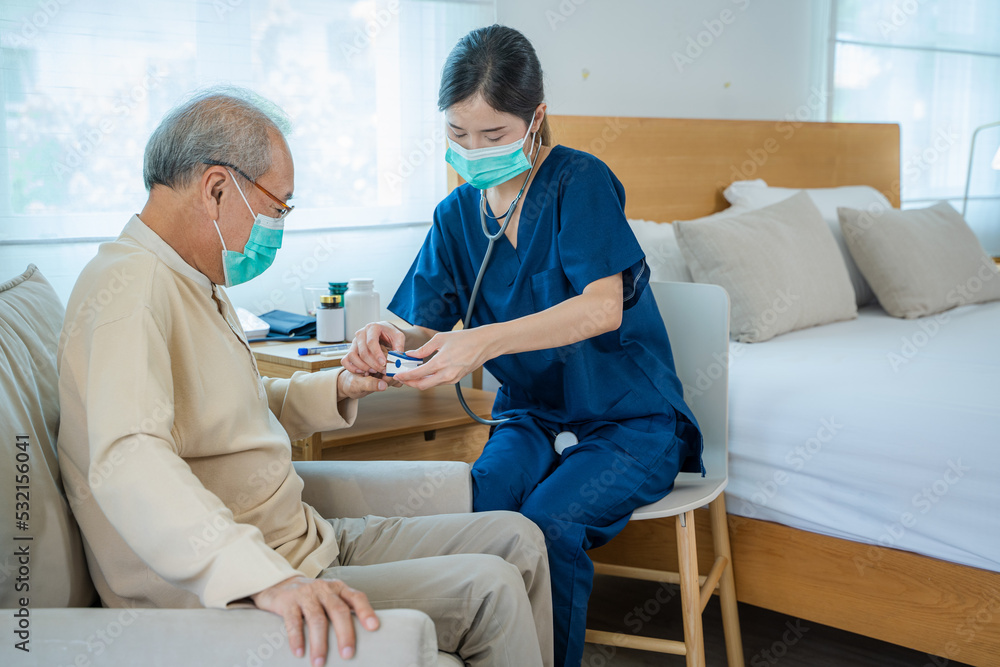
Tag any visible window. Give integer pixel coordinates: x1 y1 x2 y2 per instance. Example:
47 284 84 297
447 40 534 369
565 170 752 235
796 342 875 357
830 0 1000 253
0 0 495 243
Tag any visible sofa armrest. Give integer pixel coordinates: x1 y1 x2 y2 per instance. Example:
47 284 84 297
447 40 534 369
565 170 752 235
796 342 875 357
294 460 473 518
3 607 438 667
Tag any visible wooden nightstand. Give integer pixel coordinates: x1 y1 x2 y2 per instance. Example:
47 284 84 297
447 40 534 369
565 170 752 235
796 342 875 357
249 338 494 463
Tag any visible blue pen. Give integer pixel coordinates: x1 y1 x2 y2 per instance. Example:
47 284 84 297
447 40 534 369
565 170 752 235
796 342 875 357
298 343 352 356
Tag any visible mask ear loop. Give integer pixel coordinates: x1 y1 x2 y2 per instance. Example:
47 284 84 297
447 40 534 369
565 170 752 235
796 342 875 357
479 129 541 225
211 218 231 287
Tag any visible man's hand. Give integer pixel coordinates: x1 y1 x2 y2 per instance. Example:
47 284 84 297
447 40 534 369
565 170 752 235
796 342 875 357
336 368 398 400
251 576 379 665
342 321 406 376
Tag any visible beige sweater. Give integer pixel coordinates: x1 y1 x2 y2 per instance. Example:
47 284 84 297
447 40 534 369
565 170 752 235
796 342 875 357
57 216 357 609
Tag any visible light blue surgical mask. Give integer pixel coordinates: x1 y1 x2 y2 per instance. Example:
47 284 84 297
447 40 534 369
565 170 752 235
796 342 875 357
212 170 284 287
446 126 537 190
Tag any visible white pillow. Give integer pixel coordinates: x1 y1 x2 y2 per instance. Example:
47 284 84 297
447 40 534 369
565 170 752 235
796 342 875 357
627 219 693 283
723 179 892 307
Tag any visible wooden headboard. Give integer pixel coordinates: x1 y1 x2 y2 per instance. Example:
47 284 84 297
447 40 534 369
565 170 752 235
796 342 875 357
547 115 901 222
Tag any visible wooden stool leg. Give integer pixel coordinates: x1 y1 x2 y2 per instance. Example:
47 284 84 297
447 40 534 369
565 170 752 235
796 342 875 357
711 495 745 667
676 510 706 667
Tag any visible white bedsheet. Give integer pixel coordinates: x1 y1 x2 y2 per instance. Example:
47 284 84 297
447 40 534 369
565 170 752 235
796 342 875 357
724 301 1000 573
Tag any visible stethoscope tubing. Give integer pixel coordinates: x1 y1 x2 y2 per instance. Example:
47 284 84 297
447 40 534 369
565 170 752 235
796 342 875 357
455 133 541 427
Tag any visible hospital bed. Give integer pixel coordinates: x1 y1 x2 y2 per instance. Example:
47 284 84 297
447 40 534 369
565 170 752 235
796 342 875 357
549 115 1000 666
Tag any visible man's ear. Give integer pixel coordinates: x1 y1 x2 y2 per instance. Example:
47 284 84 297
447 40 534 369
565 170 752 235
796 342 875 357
201 166 228 222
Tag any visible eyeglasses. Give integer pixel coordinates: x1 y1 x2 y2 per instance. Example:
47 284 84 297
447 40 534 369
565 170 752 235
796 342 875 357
203 159 294 219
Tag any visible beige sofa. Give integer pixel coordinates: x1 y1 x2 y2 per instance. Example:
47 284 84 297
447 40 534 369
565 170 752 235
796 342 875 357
0 264 468 666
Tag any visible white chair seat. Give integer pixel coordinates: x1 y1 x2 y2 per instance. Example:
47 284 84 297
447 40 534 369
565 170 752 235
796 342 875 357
633 476 728 520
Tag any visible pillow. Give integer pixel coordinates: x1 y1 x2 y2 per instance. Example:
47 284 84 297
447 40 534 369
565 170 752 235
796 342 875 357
0 264 97 607
838 201 1000 318
628 219 693 283
674 192 858 343
723 179 892 307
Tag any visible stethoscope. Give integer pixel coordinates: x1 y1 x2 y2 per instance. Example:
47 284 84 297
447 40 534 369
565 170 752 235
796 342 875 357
453 132 580 454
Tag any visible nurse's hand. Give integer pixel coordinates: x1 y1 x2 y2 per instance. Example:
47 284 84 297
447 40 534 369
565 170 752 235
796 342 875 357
342 321 406 376
394 328 494 390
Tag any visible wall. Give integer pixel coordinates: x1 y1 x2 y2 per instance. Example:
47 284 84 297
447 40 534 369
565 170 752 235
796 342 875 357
1 224 429 319
498 0 831 122
4 0 832 315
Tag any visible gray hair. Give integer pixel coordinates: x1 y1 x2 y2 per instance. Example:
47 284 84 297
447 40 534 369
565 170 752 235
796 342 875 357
142 86 292 191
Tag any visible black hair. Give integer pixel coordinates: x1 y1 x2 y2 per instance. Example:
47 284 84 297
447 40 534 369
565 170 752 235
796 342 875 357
438 25 550 145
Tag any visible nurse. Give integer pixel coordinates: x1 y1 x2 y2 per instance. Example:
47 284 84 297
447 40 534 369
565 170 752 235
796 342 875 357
343 25 703 667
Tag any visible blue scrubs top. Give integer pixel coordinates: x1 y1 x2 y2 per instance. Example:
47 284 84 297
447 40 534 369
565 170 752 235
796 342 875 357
389 146 702 473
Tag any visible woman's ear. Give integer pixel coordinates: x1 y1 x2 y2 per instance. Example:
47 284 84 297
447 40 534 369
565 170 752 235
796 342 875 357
201 166 228 222
532 103 547 133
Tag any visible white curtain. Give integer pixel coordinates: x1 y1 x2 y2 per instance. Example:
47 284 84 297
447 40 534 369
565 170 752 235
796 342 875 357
0 0 495 244
831 0 1000 253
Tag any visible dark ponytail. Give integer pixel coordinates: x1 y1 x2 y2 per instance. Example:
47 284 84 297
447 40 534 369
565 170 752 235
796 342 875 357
438 25 550 145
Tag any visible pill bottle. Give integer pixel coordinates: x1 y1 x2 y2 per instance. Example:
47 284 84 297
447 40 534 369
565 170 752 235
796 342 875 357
329 282 348 299
344 278 380 339
316 294 346 343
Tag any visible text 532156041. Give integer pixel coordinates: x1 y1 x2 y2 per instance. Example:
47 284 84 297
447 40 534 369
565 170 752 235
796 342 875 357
12 434 32 653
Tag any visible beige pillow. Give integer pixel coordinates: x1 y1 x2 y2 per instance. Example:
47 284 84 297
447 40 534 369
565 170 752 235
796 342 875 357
674 191 857 343
723 179 893 307
0 264 97 607
838 201 1000 318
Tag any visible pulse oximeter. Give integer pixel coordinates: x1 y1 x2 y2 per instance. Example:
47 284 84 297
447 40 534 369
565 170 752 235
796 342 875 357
384 351 423 376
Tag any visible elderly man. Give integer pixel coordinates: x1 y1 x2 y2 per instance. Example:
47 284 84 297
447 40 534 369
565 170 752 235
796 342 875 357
56 89 552 667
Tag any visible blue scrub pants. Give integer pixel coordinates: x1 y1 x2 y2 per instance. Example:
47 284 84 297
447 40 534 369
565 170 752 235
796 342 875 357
471 414 687 667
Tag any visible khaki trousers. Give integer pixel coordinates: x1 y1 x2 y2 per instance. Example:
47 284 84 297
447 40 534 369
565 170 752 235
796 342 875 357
322 510 553 667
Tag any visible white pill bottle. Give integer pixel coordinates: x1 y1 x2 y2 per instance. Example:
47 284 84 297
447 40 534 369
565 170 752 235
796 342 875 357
344 278 380 338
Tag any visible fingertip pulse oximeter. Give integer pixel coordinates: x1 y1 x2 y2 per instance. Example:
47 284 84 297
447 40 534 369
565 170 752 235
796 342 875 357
385 351 423 376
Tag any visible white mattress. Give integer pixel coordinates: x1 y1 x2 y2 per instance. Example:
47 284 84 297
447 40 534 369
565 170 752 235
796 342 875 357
725 301 1000 573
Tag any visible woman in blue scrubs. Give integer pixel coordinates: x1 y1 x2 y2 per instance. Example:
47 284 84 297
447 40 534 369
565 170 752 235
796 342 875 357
343 25 703 667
